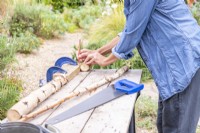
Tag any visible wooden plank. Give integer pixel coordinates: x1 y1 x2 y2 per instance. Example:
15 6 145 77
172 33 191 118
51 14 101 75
44 70 115 132
29 72 90 125
81 70 142 133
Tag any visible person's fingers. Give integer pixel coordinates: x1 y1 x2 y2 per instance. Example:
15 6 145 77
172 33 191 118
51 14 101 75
79 53 88 58
79 56 87 62
80 49 90 53
84 54 93 64
86 57 95 65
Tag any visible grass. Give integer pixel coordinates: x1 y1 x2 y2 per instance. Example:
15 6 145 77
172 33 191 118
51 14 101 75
0 35 16 71
87 3 125 45
0 77 23 120
135 95 158 132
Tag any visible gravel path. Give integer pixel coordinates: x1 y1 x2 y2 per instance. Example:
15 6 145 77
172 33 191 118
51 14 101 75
9 32 84 97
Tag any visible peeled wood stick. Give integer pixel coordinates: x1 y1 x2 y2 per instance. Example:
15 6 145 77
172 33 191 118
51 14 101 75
78 39 90 72
78 39 81 59
19 66 129 122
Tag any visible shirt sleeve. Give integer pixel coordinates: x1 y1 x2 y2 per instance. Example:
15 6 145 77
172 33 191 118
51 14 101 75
112 0 157 60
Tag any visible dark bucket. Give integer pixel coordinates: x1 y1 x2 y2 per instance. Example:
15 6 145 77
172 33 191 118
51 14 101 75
0 122 60 133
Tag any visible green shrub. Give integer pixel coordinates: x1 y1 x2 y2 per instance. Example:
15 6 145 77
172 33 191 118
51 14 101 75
40 0 94 12
9 3 67 39
13 32 41 54
0 35 15 71
0 78 22 120
86 3 152 81
135 96 158 131
63 5 102 31
191 1 200 24
88 3 125 44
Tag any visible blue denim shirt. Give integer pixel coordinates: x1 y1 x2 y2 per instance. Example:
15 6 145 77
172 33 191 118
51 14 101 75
112 0 200 101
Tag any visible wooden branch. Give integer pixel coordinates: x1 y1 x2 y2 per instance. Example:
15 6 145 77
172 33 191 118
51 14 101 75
78 39 90 72
7 65 80 121
19 66 129 122
80 63 90 72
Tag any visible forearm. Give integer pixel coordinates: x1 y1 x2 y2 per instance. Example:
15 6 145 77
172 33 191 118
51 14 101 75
97 36 120 55
103 53 119 66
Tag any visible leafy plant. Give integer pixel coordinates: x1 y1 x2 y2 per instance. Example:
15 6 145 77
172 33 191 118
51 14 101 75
0 78 22 120
9 3 67 39
63 5 102 31
135 96 158 131
13 32 42 54
0 35 15 71
88 3 125 44
191 1 200 24
40 0 95 12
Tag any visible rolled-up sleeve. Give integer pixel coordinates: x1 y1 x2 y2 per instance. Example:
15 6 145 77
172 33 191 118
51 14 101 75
112 0 157 60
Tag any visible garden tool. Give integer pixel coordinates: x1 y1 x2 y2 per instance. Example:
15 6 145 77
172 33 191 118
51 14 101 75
39 56 77 87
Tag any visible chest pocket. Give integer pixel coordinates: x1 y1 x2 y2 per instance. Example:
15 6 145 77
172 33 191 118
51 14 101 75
157 0 185 10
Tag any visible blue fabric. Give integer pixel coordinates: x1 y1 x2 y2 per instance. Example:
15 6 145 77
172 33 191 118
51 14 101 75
112 0 200 101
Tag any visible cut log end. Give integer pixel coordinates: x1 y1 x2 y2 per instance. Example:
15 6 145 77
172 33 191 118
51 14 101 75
7 110 21 121
80 63 90 72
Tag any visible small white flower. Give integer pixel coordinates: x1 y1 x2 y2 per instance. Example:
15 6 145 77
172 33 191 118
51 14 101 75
106 10 112 16
105 5 111 10
111 4 118 9
102 11 107 16
106 0 111 5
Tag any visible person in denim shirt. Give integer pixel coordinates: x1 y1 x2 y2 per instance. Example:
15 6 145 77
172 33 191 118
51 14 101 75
77 0 200 132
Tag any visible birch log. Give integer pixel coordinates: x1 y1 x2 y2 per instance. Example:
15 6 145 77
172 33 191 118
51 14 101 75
19 66 129 122
80 63 90 72
7 64 80 121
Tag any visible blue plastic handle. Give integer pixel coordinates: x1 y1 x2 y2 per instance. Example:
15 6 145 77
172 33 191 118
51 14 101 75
55 57 77 67
114 79 144 94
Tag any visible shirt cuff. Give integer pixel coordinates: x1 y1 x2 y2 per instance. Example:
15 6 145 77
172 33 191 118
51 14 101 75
112 47 134 60
117 32 123 37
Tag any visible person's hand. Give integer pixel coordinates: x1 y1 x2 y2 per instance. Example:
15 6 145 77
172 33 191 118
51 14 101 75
84 52 108 67
76 49 96 62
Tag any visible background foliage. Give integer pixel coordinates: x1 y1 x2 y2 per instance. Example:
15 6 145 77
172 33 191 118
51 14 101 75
0 35 15 71
191 1 200 24
63 5 102 32
9 3 67 39
13 33 41 54
135 96 158 132
0 78 22 120
39 0 95 12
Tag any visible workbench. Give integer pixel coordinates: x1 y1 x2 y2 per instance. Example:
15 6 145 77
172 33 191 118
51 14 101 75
29 69 142 133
